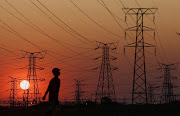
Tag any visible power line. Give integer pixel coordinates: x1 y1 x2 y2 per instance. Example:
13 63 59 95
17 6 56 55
0 46 20 57
3 0 93 50
99 0 133 41
96 0 141 72
26 0 94 47
20 0 95 49
96 0 136 41
33 0 95 46
0 19 44 51
0 21 93 72
69 0 123 39
0 8 99 72
98 0 139 68
42 58 99 73
1 0 132 75
39 49 96 67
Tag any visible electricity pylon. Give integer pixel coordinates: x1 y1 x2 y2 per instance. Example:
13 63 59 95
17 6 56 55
21 51 46 106
94 41 118 103
123 8 158 104
160 64 178 104
9 77 25 106
9 77 17 107
148 84 160 104
74 79 86 104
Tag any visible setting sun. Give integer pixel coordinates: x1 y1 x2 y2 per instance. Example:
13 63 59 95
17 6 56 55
20 80 30 90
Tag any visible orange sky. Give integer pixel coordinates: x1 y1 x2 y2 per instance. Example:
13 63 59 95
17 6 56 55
0 0 180 103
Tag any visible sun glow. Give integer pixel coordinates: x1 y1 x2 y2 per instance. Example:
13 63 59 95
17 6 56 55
20 80 30 90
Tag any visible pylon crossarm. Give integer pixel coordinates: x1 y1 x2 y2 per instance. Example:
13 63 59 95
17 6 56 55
125 26 137 31
94 56 101 60
170 76 178 79
35 66 44 70
109 56 117 60
124 42 136 47
124 42 155 48
143 26 155 31
144 42 156 47
21 50 46 59
92 67 99 70
123 8 158 15
176 32 180 35
18 65 29 69
110 66 118 71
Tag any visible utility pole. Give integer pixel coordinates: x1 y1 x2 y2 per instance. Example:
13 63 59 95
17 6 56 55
160 64 178 104
74 79 85 104
21 51 46 106
94 41 118 103
123 8 158 104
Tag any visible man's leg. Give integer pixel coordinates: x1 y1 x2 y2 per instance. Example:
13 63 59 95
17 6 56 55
45 101 56 116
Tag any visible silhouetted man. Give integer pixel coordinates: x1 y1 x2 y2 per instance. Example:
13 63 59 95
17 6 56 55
42 68 61 116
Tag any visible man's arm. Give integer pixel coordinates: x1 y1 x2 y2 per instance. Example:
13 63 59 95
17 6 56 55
42 81 50 100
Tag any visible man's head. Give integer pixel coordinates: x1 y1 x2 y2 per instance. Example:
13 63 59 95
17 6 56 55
52 68 60 77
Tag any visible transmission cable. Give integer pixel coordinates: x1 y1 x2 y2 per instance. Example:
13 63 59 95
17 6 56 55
69 0 124 39
4 0 93 50
33 0 96 46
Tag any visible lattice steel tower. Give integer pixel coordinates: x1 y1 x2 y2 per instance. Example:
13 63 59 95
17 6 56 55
9 77 17 107
95 42 117 103
123 8 158 104
74 79 85 104
22 51 46 106
148 84 159 104
160 64 177 104
9 77 24 106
